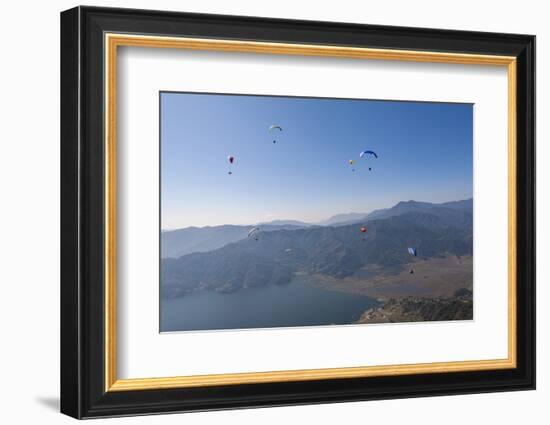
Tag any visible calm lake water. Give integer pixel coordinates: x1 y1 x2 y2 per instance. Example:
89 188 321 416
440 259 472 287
160 277 379 332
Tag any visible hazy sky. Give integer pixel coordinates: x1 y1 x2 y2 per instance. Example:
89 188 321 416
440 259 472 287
161 92 473 229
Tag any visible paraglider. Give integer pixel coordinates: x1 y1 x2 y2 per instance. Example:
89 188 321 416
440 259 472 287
359 150 378 159
248 227 260 241
227 155 235 175
407 247 417 274
268 124 283 143
360 226 367 241
348 159 355 172
359 150 378 171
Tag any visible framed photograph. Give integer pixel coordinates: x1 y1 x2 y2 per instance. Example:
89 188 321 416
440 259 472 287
60 6 535 419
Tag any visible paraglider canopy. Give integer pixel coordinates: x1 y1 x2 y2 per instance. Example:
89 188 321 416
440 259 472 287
359 150 378 158
268 125 283 132
248 227 260 241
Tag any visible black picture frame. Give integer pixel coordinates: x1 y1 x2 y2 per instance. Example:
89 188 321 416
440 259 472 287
61 5 535 419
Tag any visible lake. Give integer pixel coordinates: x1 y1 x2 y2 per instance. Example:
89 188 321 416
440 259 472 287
160 276 379 332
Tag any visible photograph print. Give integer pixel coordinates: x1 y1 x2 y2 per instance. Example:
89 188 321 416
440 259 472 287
160 92 473 333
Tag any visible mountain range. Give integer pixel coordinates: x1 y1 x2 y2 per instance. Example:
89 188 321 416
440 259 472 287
161 223 309 259
365 199 472 221
161 199 473 299
161 199 472 258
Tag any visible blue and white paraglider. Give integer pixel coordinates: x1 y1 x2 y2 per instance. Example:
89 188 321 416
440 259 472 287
359 150 378 159
359 150 378 171
407 247 417 274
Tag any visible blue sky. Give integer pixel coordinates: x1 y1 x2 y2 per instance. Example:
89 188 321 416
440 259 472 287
161 92 472 229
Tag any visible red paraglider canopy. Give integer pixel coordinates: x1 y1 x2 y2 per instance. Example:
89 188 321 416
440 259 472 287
360 226 367 233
